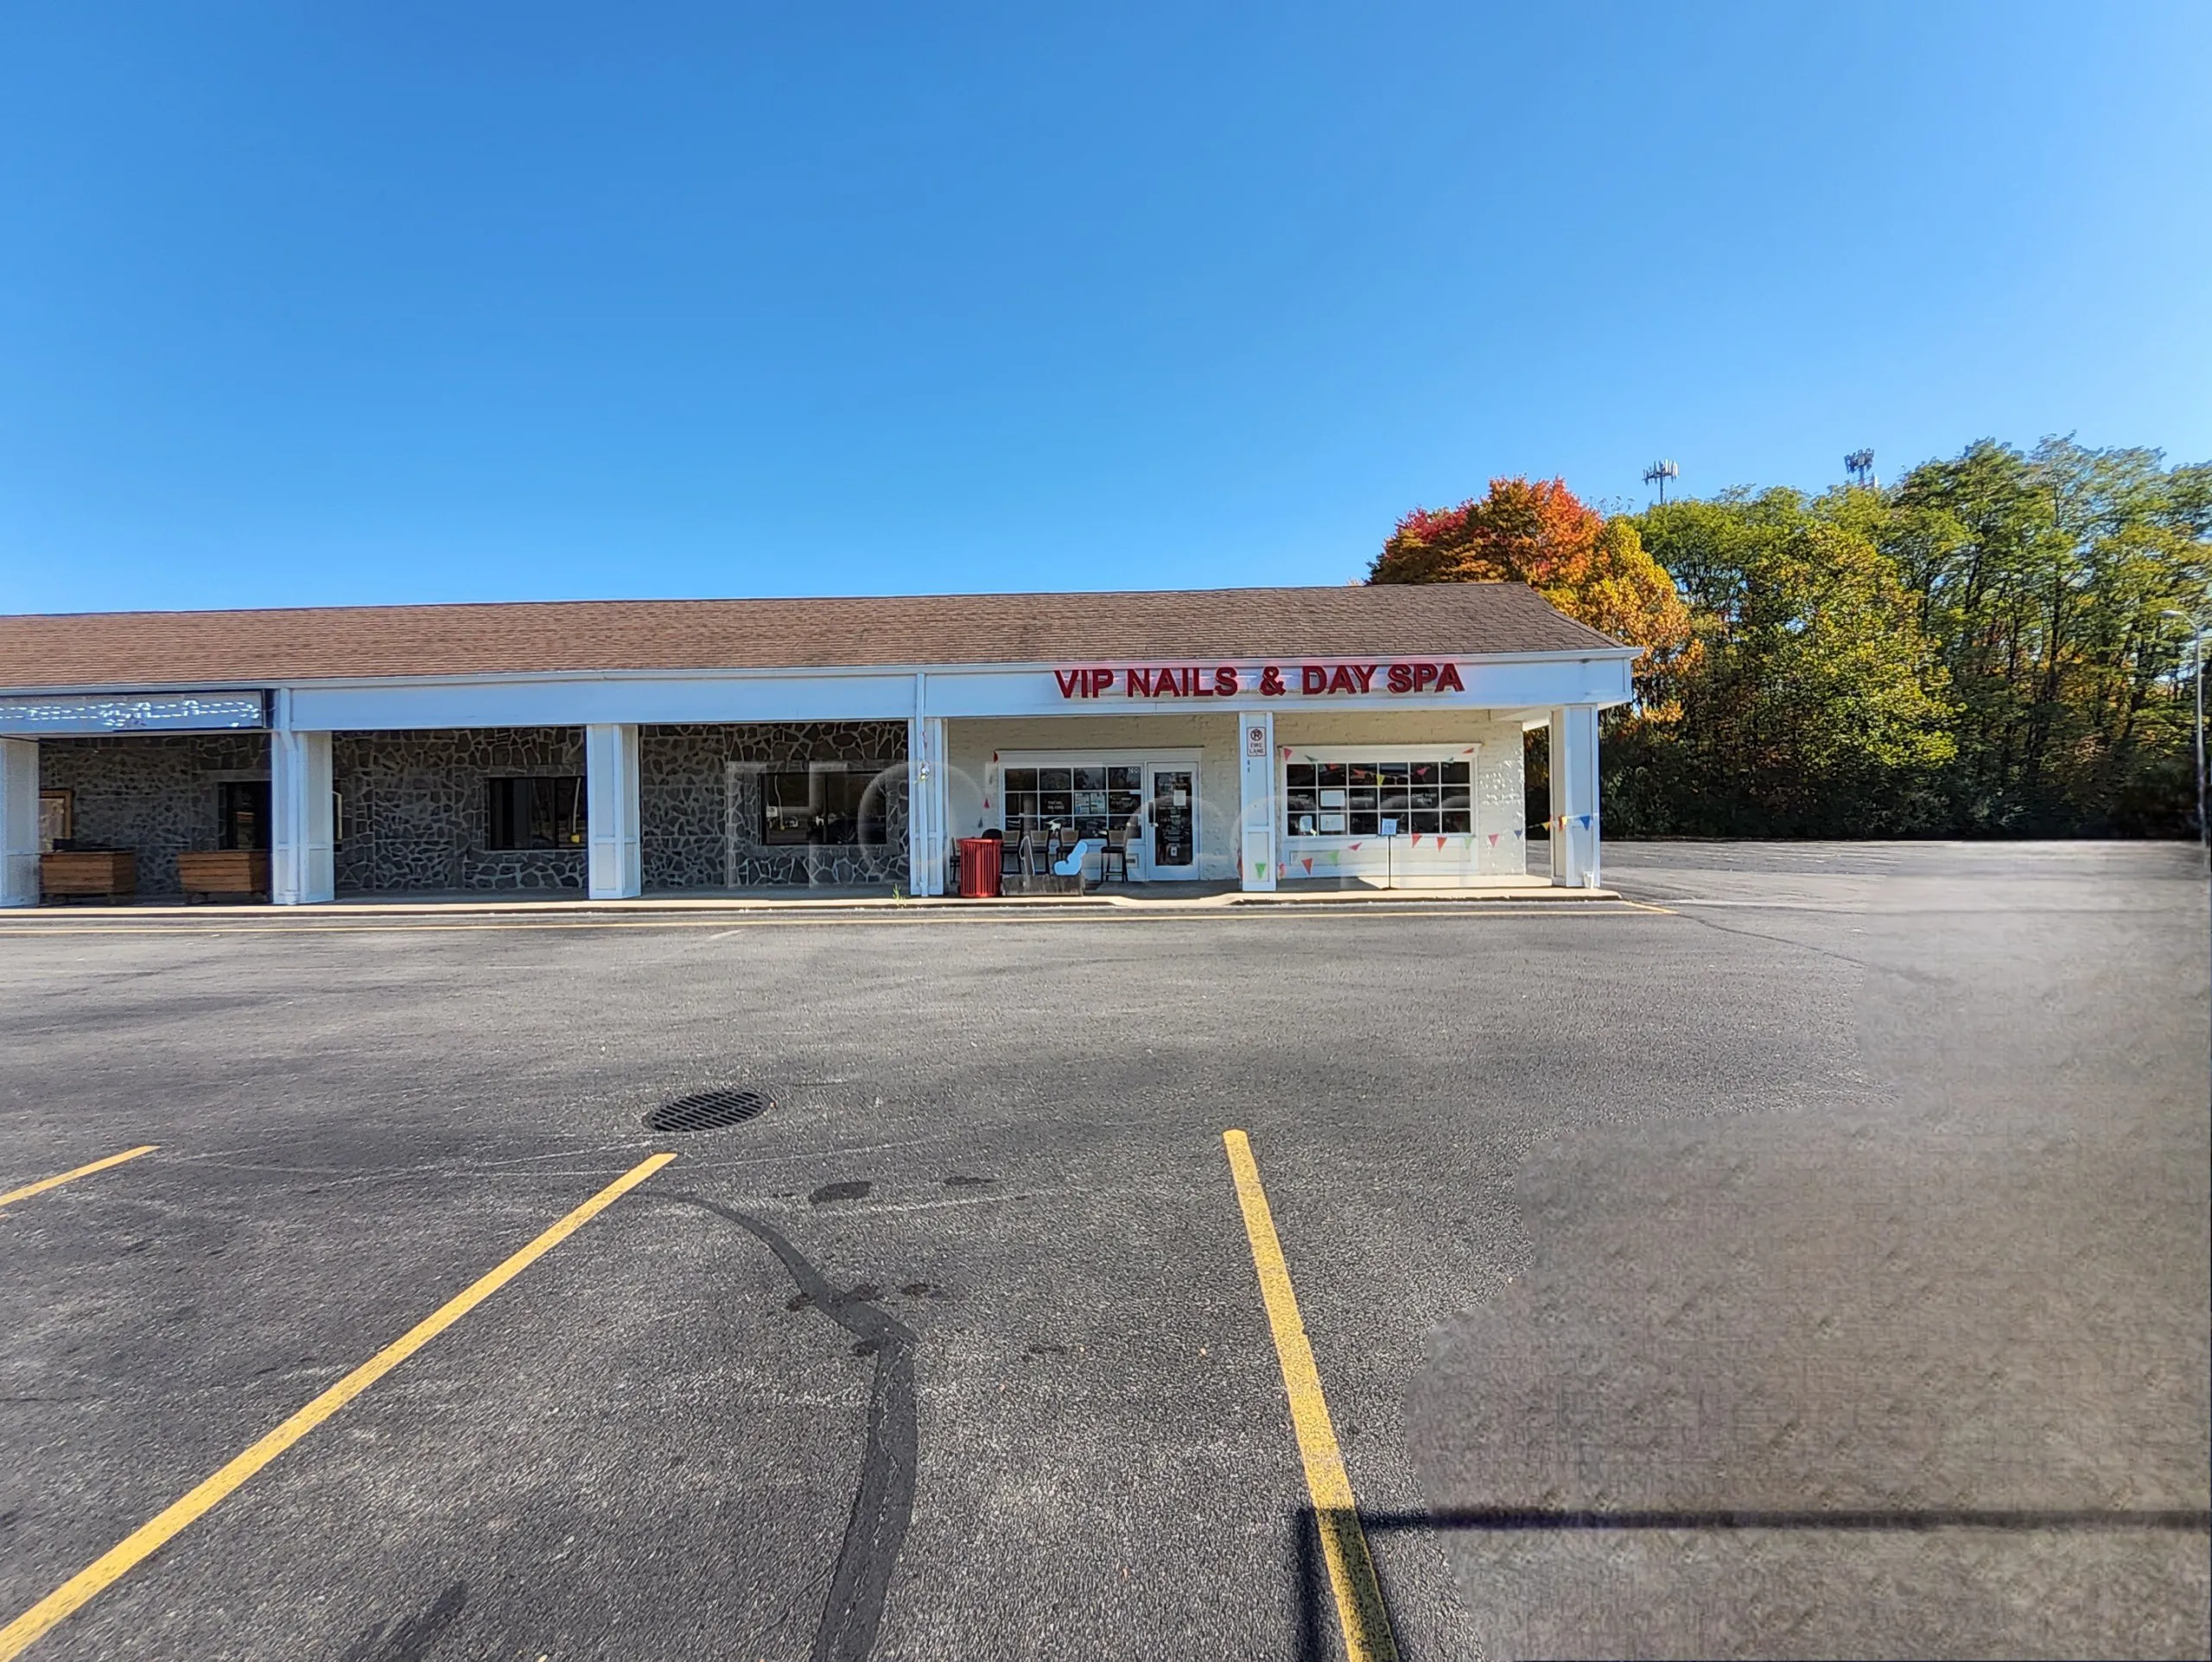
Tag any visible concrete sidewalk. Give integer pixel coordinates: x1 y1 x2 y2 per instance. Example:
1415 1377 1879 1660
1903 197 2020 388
1 876 1618 921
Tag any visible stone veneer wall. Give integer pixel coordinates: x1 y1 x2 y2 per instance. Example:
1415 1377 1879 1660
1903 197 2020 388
641 723 909 889
334 728 587 893
38 734 270 898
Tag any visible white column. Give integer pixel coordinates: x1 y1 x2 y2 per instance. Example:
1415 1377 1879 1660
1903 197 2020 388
1548 704 1601 888
2 737 39 907
271 729 335 905
906 714 926 895
1237 710 1276 892
586 723 642 900
925 716 948 895
905 713 949 896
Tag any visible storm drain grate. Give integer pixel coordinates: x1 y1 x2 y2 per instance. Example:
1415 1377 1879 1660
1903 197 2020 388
644 1088 772 1133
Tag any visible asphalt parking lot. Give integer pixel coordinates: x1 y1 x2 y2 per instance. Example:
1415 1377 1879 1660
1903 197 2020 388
0 843 2206 1660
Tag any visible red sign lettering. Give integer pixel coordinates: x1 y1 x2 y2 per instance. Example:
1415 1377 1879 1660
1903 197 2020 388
1058 660 1464 698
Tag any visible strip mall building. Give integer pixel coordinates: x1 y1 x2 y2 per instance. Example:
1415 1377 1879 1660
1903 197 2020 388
0 584 1631 905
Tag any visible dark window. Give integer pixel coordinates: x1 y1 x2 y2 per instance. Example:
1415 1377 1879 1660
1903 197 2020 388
486 777 586 850
762 768 886 846
999 760 1156 844
762 772 813 844
219 781 271 850
1286 755 1475 838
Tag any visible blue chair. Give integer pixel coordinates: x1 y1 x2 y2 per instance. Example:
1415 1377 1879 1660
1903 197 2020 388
1053 838 1105 882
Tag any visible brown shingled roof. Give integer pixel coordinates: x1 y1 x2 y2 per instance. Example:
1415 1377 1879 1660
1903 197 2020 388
0 584 1628 692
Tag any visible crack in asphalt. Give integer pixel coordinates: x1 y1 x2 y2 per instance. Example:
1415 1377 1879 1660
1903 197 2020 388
669 1193 918 1662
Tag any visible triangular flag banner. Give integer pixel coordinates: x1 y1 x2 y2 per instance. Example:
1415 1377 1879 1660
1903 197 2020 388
1257 862 1268 878
1577 813 1592 829
1301 856 1313 874
1488 832 1500 845
1348 841 1362 850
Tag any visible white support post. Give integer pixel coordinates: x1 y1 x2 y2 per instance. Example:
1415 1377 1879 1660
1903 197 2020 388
907 712 926 896
585 723 642 900
2 737 39 907
1238 709 1276 891
1548 704 1601 888
271 728 335 905
905 712 949 896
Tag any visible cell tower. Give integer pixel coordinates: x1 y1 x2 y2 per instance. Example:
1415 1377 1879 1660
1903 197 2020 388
1845 449 1877 488
1643 459 1680 506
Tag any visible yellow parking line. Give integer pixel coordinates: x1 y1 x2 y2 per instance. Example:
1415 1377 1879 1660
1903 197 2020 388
1222 1130 1399 1662
0 1151 678 1661
0 1146 157 1212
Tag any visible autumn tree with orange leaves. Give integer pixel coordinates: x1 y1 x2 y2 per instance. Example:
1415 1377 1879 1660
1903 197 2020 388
1368 476 1696 713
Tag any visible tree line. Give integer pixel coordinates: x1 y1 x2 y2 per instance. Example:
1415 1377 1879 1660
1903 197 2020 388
1369 437 2212 838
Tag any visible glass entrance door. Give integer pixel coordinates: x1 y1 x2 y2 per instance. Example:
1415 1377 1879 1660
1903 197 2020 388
1142 766 1198 879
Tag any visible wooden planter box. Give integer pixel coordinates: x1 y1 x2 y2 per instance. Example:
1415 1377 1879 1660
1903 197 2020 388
178 850 270 902
41 850 136 902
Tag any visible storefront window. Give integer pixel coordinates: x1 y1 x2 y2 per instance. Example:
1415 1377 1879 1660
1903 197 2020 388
217 780 271 850
1002 764 1141 844
761 767 886 846
1285 758 1471 837
486 777 587 850
39 789 73 852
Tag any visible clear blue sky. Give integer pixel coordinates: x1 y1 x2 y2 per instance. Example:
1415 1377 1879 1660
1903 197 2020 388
3 3 2208 615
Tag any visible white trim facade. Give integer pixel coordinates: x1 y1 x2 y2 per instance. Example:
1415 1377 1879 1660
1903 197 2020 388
1 628 1636 903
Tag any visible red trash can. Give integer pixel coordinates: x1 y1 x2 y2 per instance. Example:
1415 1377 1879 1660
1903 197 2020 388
956 837 1003 898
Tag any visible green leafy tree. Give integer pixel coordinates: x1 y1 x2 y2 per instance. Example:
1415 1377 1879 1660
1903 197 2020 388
1368 440 2210 839
1884 438 2210 832
1620 491 1955 834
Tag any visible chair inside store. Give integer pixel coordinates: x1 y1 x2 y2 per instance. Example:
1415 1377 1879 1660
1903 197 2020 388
1100 816 1136 882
